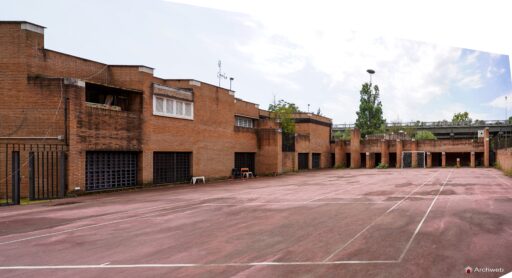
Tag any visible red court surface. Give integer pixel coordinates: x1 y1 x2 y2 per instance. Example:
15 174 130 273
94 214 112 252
0 168 511 277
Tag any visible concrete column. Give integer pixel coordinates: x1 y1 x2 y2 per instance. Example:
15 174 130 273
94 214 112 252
350 128 361 168
483 127 490 167
442 152 446 168
396 139 403 168
335 141 346 167
366 152 376 168
470 152 476 168
411 139 417 168
381 139 389 166
308 152 313 169
427 152 432 168
256 129 283 175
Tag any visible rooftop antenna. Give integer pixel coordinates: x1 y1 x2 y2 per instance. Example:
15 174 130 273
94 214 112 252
217 60 228 87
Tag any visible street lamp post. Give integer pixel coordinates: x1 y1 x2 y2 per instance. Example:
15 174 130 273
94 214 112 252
367 69 375 84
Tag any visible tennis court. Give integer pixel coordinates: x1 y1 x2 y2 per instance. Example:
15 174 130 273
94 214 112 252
0 168 510 277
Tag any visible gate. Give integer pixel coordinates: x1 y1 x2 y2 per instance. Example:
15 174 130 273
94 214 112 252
153 152 192 185
86 151 138 191
298 153 309 170
312 153 321 169
235 152 256 174
1 144 67 206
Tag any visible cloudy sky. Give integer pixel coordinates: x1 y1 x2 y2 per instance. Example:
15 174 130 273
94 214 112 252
2 0 511 124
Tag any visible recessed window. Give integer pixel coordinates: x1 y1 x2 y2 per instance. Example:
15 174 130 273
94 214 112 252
235 116 254 128
153 95 193 120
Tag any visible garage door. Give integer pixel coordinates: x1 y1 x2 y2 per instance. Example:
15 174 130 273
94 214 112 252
298 153 309 170
86 151 138 191
234 152 256 174
153 152 192 184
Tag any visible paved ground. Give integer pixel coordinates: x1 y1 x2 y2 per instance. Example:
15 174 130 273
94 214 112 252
0 168 511 278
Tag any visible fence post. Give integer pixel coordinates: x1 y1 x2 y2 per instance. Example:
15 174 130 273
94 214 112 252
29 152 35 200
11 151 20 205
59 151 66 198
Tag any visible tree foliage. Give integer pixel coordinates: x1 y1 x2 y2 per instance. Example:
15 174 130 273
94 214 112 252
414 130 437 140
333 129 352 141
268 99 300 134
452 112 471 123
355 83 386 137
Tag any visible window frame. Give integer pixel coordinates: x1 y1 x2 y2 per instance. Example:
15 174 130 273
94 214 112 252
153 95 194 120
235 116 255 128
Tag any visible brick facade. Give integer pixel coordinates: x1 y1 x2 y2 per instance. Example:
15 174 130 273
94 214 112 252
0 21 333 196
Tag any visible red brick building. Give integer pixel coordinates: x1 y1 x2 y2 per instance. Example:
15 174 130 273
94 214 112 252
0 21 333 197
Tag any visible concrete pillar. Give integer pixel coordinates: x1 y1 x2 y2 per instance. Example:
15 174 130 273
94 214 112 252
350 128 361 168
308 152 313 170
381 139 389 166
456 158 461 168
396 139 403 168
427 152 432 168
442 152 446 168
256 129 283 175
366 152 376 168
483 127 490 167
411 139 417 168
335 141 346 167
470 152 476 168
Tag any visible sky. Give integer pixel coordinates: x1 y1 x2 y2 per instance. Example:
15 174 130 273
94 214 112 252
2 0 512 124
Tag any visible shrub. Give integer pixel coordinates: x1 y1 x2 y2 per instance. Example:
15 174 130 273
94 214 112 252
415 130 437 140
335 162 346 169
376 163 388 169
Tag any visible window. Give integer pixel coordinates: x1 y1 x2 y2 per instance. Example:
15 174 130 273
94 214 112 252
235 116 254 128
153 95 193 120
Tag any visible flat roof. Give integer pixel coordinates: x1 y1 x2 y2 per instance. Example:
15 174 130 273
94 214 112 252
0 20 46 28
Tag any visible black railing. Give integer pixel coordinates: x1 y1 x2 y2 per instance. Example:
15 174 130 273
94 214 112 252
1 144 67 206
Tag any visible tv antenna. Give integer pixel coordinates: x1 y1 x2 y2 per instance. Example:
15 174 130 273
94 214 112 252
217 60 228 87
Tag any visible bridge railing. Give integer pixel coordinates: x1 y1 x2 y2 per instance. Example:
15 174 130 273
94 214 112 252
333 120 510 130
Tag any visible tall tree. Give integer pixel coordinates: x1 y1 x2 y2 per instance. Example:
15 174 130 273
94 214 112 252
355 83 386 137
268 99 300 133
452 112 471 123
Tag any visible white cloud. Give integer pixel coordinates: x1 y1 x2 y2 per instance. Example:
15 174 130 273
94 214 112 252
165 0 511 122
488 92 512 109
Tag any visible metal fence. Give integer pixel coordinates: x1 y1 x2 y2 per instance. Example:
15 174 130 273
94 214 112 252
493 132 512 150
333 120 511 130
1 144 67 206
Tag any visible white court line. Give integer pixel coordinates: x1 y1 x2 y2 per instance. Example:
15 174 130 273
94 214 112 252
0 187 257 240
322 170 440 262
386 171 440 213
0 260 399 270
201 201 394 206
0 204 206 246
397 169 453 262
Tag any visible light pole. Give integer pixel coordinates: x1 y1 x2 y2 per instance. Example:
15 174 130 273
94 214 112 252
506 96 508 122
229 77 234 91
367 69 375 84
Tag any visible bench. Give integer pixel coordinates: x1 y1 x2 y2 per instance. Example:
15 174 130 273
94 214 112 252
191 176 205 184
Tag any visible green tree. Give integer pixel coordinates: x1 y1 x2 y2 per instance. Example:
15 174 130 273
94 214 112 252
341 129 351 140
452 112 471 123
355 83 386 137
414 130 437 140
333 130 342 140
268 99 300 134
